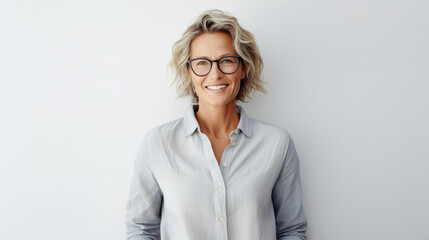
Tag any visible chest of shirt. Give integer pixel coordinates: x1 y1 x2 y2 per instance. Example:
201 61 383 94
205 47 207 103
149 131 286 207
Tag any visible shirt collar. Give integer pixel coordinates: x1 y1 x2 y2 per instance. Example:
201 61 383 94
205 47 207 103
183 104 253 137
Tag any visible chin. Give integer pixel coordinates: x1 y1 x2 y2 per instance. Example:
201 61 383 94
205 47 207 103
202 98 236 107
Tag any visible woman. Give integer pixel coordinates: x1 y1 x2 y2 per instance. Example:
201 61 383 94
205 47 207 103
126 9 307 240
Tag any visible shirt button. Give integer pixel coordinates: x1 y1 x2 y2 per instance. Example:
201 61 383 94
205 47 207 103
234 130 239 134
222 162 228 168
219 216 225 222
231 141 236 146
217 187 223 192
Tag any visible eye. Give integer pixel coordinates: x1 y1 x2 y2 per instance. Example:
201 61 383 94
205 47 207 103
195 60 208 66
220 58 233 64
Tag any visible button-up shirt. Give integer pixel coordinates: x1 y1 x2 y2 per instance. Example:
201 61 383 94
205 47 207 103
126 104 307 240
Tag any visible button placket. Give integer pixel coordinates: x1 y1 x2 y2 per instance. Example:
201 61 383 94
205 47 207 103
200 132 228 239
221 130 238 169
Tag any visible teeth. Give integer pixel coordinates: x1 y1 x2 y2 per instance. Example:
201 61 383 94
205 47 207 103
207 85 228 90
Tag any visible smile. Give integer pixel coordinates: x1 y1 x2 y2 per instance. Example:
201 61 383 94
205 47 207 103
206 84 229 90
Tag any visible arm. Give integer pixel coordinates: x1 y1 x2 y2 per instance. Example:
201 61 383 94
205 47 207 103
272 132 307 240
125 134 163 240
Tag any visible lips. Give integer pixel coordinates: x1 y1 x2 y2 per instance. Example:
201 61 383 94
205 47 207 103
205 84 229 90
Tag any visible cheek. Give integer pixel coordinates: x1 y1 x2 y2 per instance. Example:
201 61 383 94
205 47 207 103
189 72 198 86
188 68 199 82
190 76 206 94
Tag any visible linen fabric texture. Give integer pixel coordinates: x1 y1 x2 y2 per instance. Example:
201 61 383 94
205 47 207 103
126 104 307 240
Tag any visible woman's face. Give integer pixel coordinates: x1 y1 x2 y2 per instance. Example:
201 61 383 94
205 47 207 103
189 32 245 107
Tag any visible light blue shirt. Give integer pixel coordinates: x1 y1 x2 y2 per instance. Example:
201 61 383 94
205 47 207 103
126 104 307 240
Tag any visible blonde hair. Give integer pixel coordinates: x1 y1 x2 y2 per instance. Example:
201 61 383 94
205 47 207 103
169 9 267 103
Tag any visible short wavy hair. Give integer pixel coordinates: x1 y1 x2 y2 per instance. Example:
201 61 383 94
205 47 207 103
169 9 267 103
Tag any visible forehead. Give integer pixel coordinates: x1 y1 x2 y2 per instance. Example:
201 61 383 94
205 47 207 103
190 32 236 58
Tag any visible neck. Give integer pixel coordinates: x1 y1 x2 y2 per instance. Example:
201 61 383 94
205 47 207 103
195 101 240 138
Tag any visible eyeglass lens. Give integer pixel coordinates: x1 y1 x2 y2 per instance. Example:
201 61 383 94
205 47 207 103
190 57 240 76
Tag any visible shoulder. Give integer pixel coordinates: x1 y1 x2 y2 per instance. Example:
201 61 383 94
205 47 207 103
250 118 299 167
143 117 184 144
251 118 294 146
137 117 184 164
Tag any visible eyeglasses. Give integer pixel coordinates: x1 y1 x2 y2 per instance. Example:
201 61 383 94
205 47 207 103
187 56 242 77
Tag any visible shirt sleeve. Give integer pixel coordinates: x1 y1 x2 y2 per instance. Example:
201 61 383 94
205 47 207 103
125 134 163 240
272 132 308 240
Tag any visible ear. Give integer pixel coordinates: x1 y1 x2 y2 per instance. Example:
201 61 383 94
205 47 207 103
187 70 194 84
241 65 246 80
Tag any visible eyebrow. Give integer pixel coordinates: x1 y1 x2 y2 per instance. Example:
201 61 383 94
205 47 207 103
191 53 236 59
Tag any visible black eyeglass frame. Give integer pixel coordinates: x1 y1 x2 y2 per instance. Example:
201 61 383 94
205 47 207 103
187 56 242 77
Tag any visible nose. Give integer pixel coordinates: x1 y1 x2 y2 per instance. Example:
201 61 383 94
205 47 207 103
207 61 223 79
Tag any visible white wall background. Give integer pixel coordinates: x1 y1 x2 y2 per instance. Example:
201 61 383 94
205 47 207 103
1 0 428 239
